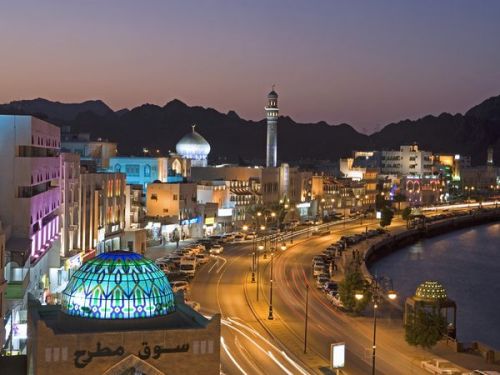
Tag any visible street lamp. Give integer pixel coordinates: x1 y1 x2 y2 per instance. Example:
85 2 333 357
257 244 264 301
268 251 274 320
355 278 397 375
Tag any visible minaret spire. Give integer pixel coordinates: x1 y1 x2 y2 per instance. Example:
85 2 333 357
265 87 279 167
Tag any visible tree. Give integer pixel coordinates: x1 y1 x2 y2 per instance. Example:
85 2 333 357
380 207 394 227
405 308 447 348
401 207 412 221
338 261 371 314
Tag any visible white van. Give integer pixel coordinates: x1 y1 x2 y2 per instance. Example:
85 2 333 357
180 256 197 278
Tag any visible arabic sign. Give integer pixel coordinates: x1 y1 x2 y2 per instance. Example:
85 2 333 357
74 341 189 368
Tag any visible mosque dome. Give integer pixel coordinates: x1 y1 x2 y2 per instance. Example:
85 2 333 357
414 281 447 302
176 125 210 166
61 251 175 320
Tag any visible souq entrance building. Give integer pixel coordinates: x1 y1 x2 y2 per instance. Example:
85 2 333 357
27 251 220 375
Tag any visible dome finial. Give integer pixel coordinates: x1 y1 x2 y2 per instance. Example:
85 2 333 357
192 124 196 132
272 84 275 91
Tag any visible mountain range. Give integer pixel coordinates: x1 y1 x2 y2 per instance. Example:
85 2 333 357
1 95 500 166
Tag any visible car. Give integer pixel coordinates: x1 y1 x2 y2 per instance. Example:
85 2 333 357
323 281 338 294
233 234 245 242
180 256 197 278
245 232 257 240
316 274 330 288
327 291 344 308
222 234 235 242
167 254 182 266
170 280 190 293
312 255 324 264
303 219 314 225
312 264 325 277
195 253 209 264
420 359 460 374
209 244 224 255
154 257 170 265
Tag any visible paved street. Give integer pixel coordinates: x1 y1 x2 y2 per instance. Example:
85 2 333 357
145 207 496 374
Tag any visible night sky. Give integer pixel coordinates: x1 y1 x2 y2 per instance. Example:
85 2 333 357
1 0 500 132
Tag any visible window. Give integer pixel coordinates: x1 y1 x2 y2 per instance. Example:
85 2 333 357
114 164 121 172
144 165 151 178
173 194 178 200
125 164 140 177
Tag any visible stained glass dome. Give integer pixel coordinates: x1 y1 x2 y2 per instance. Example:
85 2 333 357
61 251 175 319
414 281 447 302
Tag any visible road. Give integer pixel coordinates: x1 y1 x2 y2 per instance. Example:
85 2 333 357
190 244 309 375
266 220 430 375
148 205 483 374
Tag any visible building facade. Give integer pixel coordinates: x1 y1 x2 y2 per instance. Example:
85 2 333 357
28 251 221 375
78 172 126 254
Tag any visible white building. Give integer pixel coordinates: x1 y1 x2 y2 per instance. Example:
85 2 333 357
0 115 61 353
381 144 433 177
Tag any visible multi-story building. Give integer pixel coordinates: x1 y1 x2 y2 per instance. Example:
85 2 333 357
78 172 126 254
109 155 190 189
59 153 80 258
61 132 117 169
146 182 198 240
380 144 433 176
0 115 61 354
261 164 311 205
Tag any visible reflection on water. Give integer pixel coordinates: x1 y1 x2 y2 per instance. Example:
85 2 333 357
370 223 500 349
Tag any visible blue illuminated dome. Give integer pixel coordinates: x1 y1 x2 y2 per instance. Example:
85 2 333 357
61 251 175 319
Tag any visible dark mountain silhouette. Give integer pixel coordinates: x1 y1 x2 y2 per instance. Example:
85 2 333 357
0 98 113 122
1 95 499 166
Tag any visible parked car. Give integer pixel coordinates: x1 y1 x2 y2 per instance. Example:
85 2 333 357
313 264 325 277
421 359 460 374
195 253 209 264
209 244 224 255
180 256 197 278
170 280 190 293
323 281 338 294
327 291 344 308
316 274 330 288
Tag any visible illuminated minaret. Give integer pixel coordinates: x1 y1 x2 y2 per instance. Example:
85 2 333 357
265 86 279 167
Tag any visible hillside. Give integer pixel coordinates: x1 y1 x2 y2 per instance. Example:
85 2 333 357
1 95 499 166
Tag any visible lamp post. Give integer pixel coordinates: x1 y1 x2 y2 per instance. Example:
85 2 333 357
268 249 274 320
257 243 264 301
354 278 397 375
304 283 309 353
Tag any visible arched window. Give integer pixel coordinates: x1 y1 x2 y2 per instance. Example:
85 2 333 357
144 165 151 178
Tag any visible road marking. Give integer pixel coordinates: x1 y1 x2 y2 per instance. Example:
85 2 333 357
208 257 219 273
216 256 228 273
221 336 248 375
268 351 294 375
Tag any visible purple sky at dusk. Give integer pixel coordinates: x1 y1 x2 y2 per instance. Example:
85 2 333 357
1 1 500 133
